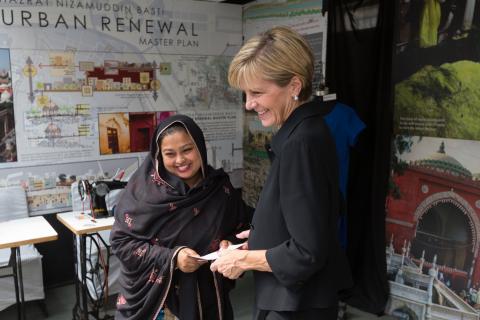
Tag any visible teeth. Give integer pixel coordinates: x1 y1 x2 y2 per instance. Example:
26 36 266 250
258 109 267 115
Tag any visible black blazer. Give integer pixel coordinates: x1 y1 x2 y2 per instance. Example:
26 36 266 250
248 99 353 311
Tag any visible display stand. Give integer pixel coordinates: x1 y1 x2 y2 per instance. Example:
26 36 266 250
57 211 114 320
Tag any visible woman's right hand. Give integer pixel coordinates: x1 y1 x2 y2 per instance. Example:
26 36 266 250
236 229 250 249
176 248 206 273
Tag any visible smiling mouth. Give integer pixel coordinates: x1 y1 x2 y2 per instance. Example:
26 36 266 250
176 164 191 173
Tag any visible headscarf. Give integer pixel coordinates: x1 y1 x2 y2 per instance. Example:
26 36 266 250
110 114 251 320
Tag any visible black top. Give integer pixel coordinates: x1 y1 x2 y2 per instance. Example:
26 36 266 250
110 114 252 320
248 99 353 311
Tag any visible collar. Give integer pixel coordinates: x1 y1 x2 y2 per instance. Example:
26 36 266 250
270 97 335 155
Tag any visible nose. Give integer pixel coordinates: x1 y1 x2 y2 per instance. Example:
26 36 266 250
175 154 185 164
245 94 256 111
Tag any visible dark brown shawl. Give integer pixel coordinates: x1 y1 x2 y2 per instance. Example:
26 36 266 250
110 114 252 320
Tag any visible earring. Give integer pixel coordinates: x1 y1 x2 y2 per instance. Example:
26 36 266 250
293 95 298 101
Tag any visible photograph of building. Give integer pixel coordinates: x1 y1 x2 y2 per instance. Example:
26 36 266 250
0 48 16 162
386 137 480 317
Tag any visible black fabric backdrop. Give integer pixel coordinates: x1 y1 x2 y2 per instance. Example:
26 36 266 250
325 0 393 314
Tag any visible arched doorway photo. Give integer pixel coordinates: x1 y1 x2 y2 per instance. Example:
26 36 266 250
412 200 474 291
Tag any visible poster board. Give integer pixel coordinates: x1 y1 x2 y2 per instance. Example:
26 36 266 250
386 0 480 318
0 0 244 214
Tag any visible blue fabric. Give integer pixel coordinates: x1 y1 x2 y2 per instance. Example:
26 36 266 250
156 310 164 320
324 102 365 249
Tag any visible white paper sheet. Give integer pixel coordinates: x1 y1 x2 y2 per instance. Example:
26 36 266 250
189 242 246 261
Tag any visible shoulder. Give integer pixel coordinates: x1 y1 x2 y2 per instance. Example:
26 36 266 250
204 166 233 189
279 116 337 168
286 115 332 148
206 166 229 181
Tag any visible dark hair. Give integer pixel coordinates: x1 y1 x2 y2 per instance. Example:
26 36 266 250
158 123 188 145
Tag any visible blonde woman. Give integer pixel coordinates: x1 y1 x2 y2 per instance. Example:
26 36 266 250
211 27 353 320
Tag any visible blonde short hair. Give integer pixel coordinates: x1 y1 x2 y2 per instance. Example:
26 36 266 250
228 26 314 101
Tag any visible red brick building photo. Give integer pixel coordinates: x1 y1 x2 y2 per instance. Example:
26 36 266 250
386 138 480 292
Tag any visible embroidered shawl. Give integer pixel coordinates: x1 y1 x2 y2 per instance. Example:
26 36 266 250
110 115 252 320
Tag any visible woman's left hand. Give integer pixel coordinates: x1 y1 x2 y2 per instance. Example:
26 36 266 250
218 240 232 251
210 249 248 279
177 247 206 273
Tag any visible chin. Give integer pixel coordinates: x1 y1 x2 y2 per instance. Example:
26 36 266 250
260 119 275 128
177 172 193 179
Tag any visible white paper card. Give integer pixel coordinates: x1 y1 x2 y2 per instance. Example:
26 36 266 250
189 242 246 261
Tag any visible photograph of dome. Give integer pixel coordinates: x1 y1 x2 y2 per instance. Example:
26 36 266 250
386 136 480 319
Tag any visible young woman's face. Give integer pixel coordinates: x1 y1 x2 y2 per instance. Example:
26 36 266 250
242 78 295 127
160 130 202 188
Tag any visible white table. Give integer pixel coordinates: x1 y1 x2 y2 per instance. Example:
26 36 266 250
0 216 58 320
57 211 114 320
57 211 114 236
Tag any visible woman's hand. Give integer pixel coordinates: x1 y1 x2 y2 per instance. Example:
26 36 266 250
236 229 250 249
211 249 270 279
219 240 232 252
218 228 250 252
176 248 206 273
210 249 249 279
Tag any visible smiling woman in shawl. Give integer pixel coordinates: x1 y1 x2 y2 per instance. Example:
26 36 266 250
110 114 252 320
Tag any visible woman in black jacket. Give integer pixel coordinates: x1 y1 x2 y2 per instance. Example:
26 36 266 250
211 26 353 320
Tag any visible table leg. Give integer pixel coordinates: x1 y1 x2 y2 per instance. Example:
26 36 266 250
72 234 81 320
80 235 89 320
15 247 26 320
10 248 21 320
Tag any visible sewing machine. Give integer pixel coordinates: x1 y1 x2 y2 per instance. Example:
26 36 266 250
77 179 127 218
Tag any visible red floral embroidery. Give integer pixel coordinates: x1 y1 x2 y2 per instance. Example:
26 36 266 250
117 294 126 305
148 269 159 283
124 213 133 228
134 246 147 257
146 269 163 285
223 186 230 195
151 170 164 186
193 208 200 216
151 170 172 187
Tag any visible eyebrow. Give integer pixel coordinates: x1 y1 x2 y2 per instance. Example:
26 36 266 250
246 86 264 92
161 143 195 152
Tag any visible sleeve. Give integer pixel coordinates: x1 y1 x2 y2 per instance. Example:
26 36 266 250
110 213 182 275
266 137 336 289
